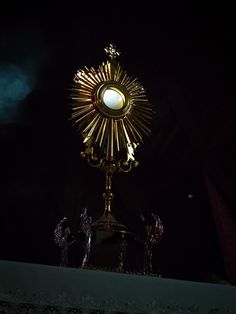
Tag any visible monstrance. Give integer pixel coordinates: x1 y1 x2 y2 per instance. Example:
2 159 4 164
70 43 152 232
54 44 163 274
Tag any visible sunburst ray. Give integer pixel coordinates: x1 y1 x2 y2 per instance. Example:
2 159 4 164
70 54 153 160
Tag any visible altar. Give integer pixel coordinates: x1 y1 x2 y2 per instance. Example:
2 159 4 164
0 260 236 313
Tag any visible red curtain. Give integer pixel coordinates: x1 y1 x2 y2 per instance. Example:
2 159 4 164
205 174 236 284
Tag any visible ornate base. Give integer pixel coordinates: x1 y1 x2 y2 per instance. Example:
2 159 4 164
54 211 163 275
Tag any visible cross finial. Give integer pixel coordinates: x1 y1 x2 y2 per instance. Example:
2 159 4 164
104 43 121 59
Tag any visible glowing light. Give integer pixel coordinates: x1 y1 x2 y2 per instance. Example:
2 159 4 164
103 88 124 110
187 193 194 199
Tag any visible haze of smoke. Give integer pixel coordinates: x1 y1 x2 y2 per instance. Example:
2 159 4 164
0 25 49 125
0 64 32 124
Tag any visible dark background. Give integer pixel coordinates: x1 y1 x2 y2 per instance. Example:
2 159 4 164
0 5 236 284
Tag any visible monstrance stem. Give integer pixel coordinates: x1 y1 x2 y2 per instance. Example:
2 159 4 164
103 173 113 215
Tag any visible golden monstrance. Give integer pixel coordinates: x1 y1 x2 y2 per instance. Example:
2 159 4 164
55 44 163 274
